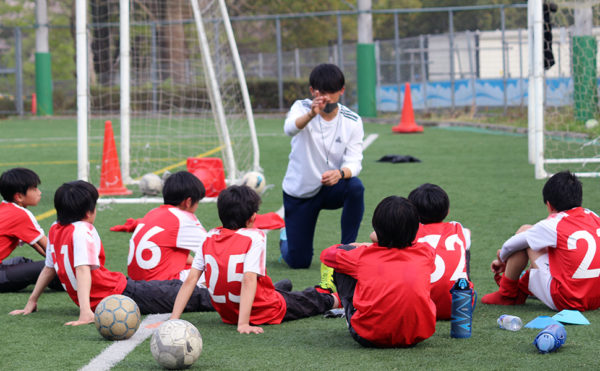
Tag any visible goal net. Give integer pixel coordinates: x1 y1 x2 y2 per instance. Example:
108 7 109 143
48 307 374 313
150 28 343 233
77 0 259 195
530 0 600 178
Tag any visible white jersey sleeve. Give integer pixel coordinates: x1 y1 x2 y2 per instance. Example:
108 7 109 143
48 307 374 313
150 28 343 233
192 229 218 271
169 208 207 252
284 100 309 137
499 216 560 261
237 229 267 276
72 222 101 270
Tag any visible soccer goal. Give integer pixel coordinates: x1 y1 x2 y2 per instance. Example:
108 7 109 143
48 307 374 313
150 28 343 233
75 0 260 197
529 0 600 178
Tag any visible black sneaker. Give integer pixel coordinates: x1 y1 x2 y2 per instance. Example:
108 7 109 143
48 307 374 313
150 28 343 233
274 279 293 292
323 308 345 318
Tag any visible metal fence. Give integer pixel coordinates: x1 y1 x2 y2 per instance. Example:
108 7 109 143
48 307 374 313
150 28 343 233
0 3 543 116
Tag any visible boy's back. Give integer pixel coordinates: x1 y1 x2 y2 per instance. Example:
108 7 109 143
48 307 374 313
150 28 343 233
194 227 286 325
48 221 127 309
128 204 206 281
322 241 436 346
416 221 471 319
527 206 600 311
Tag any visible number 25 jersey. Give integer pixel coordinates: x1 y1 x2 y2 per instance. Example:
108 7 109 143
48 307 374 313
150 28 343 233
192 227 286 325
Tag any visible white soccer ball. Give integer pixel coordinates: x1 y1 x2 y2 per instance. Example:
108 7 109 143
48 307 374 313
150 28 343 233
241 171 266 194
139 173 162 196
585 119 598 129
150 319 203 369
94 294 141 341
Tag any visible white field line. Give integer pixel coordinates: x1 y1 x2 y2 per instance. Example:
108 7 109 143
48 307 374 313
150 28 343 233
79 313 169 371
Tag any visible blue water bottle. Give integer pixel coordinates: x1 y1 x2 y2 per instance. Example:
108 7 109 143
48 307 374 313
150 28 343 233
533 324 567 353
450 278 475 338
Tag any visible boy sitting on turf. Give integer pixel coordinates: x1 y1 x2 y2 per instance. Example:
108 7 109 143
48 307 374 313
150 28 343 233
128 171 207 285
482 171 600 311
169 185 339 334
320 196 436 347
10 180 213 324
408 183 472 320
0 168 61 292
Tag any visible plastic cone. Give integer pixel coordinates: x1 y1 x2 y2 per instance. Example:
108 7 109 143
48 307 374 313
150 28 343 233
392 83 424 133
187 157 226 197
31 93 37 116
98 120 132 196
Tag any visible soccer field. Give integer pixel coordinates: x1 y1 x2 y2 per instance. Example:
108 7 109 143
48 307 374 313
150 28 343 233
1 116 599 370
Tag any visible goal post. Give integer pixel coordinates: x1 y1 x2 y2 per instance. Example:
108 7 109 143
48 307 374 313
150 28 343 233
530 0 600 179
76 0 260 194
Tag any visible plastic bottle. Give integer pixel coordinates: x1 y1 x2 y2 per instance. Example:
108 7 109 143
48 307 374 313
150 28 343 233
497 315 523 331
533 324 567 353
450 277 474 338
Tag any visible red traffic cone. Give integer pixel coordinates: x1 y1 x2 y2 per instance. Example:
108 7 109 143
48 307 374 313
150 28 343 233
187 157 226 197
392 83 424 133
31 93 37 116
98 120 132 196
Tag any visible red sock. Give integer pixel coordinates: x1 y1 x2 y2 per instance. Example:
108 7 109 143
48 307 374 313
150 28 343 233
481 275 527 305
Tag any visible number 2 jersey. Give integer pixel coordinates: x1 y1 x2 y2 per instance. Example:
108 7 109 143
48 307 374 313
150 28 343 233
416 221 471 320
46 221 127 310
191 227 286 325
502 207 600 311
128 205 206 281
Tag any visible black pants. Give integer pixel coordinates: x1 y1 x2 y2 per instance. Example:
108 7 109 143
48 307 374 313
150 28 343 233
333 245 377 348
0 257 62 292
122 278 213 315
279 287 334 321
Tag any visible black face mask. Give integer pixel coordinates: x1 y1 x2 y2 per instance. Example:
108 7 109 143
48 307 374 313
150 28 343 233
322 102 338 114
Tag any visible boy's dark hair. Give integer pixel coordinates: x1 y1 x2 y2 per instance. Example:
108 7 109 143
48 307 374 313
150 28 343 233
408 183 450 224
162 171 205 206
542 170 582 212
372 196 419 249
309 63 345 93
54 180 99 225
0 168 41 202
217 185 261 230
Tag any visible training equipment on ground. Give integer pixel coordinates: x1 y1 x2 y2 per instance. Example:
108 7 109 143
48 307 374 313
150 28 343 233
529 0 600 178
533 324 567 353
392 83 424 133
75 0 261 201
97 120 132 196
94 294 141 341
241 171 266 194
139 173 163 196
150 319 203 369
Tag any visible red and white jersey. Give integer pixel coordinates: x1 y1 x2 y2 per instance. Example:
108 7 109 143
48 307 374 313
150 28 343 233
128 205 206 281
0 201 44 263
46 221 127 311
523 207 600 311
321 242 436 347
416 221 471 320
192 227 286 325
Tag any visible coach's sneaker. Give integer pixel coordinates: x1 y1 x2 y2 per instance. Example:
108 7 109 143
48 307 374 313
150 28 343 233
319 263 337 292
481 275 527 305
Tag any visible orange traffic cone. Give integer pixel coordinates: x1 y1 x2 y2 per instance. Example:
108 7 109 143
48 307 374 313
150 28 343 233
31 93 37 116
98 120 132 196
392 83 424 133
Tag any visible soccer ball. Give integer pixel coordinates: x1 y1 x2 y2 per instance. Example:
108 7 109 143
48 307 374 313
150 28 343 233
150 319 203 369
241 171 266 194
139 173 162 196
94 294 141 341
585 119 599 129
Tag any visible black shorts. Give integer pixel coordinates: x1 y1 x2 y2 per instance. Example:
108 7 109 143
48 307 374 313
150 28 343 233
122 278 213 315
279 287 334 321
